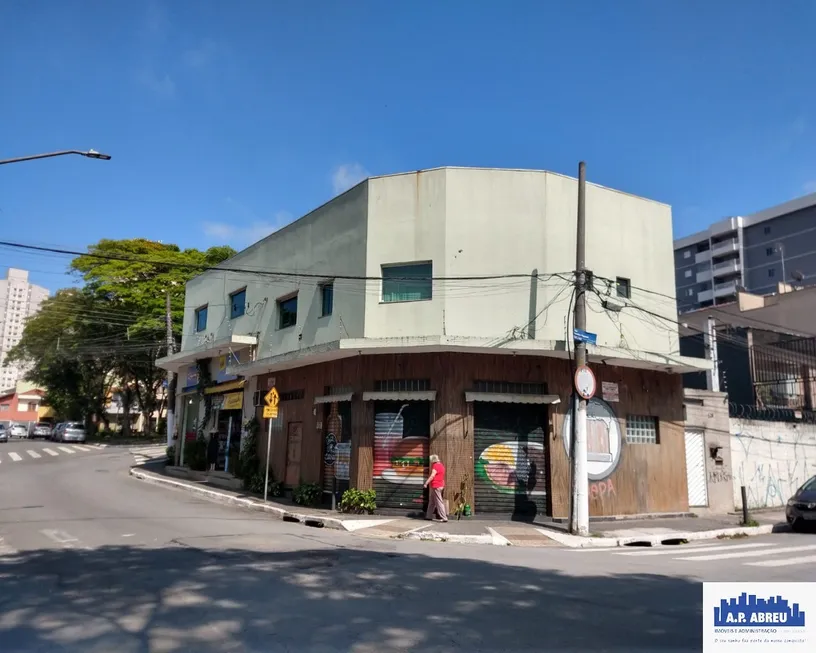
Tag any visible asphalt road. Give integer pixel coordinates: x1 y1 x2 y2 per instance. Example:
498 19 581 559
0 444 814 653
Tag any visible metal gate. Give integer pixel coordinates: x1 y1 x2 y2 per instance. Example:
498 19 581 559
684 430 708 507
373 401 430 510
473 402 548 517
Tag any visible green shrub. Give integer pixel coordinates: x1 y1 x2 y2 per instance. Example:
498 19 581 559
244 471 283 498
165 445 175 465
339 488 376 514
293 482 322 507
185 439 207 471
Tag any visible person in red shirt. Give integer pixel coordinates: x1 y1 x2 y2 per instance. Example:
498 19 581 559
424 454 447 522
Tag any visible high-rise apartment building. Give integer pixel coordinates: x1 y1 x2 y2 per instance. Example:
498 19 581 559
674 192 816 313
0 268 49 389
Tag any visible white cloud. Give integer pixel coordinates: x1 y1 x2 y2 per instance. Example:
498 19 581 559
203 211 293 247
331 163 369 194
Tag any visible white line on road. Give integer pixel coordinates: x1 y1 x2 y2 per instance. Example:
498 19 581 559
71 445 91 451
8 452 22 462
615 542 774 557
746 554 816 568
40 529 90 550
57 446 75 454
43 448 59 456
676 544 816 562
26 450 41 459
0 537 17 557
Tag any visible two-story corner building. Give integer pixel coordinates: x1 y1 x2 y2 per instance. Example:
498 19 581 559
158 167 709 519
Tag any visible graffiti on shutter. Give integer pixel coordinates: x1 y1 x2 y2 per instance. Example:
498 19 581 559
373 401 430 509
474 402 548 517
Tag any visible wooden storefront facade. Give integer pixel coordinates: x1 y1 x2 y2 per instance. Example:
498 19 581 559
253 351 689 518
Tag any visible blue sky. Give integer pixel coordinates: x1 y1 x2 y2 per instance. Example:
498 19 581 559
1 1 815 292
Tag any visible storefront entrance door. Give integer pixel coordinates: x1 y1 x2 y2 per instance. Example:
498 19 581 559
285 422 303 487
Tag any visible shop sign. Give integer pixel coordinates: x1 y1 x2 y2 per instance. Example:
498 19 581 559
335 442 350 481
602 381 619 402
185 365 199 389
222 392 243 411
215 351 241 384
324 433 337 466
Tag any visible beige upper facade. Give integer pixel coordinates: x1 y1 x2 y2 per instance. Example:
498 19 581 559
161 167 707 376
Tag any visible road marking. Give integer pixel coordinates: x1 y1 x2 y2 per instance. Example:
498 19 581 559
746 554 816 568
26 450 41 459
676 544 816 562
58 446 76 454
40 529 90 550
8 452 22 462
43 448 59 456
71 445 91 451
615 542 774 557
0 537 17 557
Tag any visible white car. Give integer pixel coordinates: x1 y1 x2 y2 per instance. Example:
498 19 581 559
9 424 28 438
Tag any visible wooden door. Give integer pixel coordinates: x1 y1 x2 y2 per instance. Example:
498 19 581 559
285 422 303 487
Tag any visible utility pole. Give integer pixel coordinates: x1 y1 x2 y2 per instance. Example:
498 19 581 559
165 291 177 449
569 161 590 536
706 316 720 393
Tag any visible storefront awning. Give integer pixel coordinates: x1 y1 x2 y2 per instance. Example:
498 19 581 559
204 379 245 395
464 392 561 405
314 392 354 405
362 391 437 402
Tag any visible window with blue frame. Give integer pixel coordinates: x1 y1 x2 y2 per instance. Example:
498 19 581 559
195 305 208 332
230 288 246 319
381 262 432 303
278 295 298 329
320 283 334 317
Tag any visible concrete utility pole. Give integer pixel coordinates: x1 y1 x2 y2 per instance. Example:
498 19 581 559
165 291 177 449
569 161 590 536
706 316 720 393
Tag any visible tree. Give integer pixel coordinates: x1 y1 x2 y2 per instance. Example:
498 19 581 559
12 239 236 431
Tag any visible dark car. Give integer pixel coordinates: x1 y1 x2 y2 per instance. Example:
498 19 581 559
786 475 816 532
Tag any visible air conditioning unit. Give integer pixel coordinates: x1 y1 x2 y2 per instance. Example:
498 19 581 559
252 391 263 407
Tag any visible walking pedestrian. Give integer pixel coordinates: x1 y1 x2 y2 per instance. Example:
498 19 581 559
207 432 219 472
424 454 447 522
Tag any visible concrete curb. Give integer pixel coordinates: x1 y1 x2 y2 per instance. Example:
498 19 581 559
129 467 365 532
534 524 775 548
399 530 495 545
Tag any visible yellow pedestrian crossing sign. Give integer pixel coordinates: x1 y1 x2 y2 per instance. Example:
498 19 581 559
264 387 279 408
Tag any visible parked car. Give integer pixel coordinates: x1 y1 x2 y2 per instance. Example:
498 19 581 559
58 422 86 443
786 475 816 532
9 423 28 438
30 423 52 439
0 424 7 443
50 423 65 441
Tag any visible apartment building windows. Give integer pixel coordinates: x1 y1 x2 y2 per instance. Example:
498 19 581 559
229 288 246 319
768 269 775 278
764 226 771 235
766 247 774 256
195 305 208 332
381 262 432 303
320 283 334 317
616 277 631 299
278 294 298 329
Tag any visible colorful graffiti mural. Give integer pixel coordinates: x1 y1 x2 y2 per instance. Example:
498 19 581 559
562 396 622 481
373 405 429 508
475 441 547 495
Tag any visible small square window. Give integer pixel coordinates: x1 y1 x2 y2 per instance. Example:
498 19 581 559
278 295 298 329
764 226 771 235
320 283 334 317
615 277 631 299
230 288 246 319
766 247 773 256
683 250 691 259
626 415 659 444
684 269 692 278
382 262 433 303
195 306 208 332
768 268 775 278
687 288 694 297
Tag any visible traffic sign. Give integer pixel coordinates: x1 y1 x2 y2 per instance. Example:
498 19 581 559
264 387 279 407
263 405 278 419
574 365 597 400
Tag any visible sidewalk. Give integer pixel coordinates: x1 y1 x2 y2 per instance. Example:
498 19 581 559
129 463 786 547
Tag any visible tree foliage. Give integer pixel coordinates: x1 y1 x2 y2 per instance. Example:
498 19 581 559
8 239 236 431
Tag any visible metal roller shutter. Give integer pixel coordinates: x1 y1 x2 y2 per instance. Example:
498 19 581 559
373 401 430 510
684 430 708 507
474 402 548 517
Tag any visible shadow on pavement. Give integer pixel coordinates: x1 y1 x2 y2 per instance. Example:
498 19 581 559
0 544 702 652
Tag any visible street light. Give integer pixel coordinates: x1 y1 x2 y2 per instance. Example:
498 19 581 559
0 149 112 166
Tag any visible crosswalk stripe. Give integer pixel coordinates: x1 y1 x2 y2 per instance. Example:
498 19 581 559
26 450 41 459
72 445 91 451
746 554 816 568
676 544 816 562
0 537 17 557
615 542 774 557
8 452 22 462
43 448 58 456
57 446 75 454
